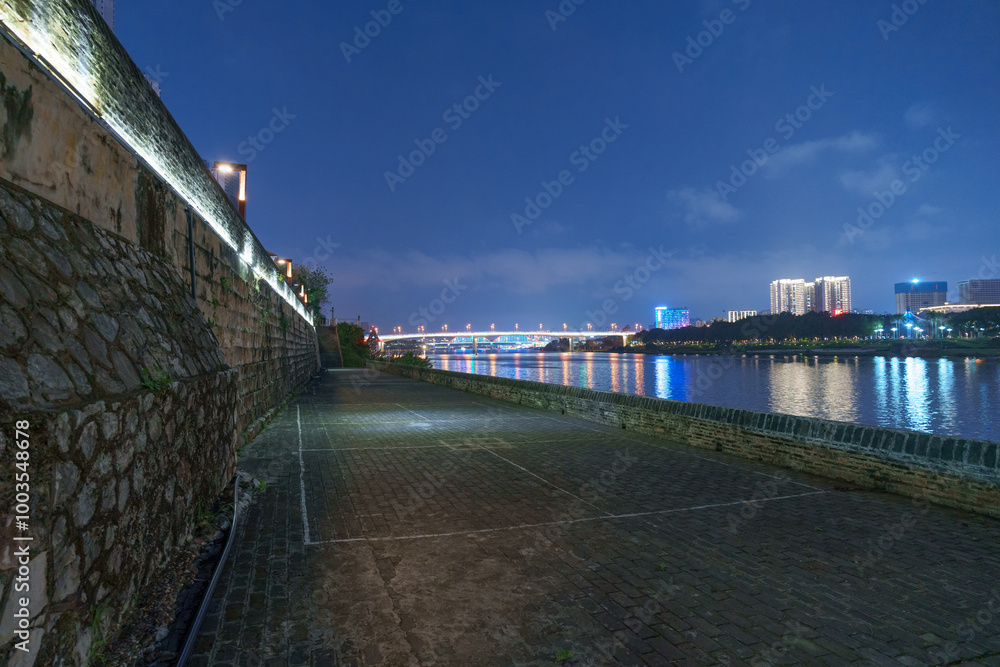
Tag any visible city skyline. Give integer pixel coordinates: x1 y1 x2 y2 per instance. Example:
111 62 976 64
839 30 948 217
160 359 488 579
113 1 999 329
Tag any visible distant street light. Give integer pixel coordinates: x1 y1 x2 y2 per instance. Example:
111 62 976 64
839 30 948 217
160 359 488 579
212 161 248 218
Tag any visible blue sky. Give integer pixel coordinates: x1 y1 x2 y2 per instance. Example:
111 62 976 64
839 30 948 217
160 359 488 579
117 0 1000 331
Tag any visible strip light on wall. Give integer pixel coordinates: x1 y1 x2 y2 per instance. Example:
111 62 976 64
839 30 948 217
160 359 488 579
0 1 313 325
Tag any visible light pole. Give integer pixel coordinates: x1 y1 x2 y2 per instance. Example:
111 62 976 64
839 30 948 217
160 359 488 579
213 161 248 218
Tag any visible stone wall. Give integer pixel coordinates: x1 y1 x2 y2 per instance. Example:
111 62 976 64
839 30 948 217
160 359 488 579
0 179 255 664
371 362 1000 519
0 0 312 327
0 1 320 659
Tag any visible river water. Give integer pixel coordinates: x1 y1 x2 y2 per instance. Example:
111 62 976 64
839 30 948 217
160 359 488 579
430 352 1000 442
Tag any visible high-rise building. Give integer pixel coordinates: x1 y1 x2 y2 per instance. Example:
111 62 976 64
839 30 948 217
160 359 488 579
772 276 852 315
770 279 807 315
727 310 757 323
895 281 947 314
654 307 690 330
91 0 114 31
814 276 852 314
804 281 816 313
959 279 1000 305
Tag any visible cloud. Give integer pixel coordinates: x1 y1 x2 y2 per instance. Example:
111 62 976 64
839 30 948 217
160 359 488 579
668 186 741 226
329 245 653 296
916 204 941 216
763 131 878 173
838 161 900 195
904 102 935 130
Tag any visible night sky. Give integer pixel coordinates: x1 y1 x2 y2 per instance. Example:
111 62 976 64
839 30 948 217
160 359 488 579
116 0 1000 332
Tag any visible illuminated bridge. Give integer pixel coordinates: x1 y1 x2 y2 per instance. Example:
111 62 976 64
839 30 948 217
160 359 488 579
378 330 634 354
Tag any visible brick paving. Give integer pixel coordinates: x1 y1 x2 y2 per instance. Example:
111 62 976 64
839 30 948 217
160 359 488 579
188 369 1000 666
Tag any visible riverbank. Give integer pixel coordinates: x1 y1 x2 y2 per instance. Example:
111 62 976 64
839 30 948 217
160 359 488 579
609 338 1000 359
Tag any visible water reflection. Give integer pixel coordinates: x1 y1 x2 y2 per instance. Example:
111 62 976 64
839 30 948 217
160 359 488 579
430 353 998 441
768 356 860 423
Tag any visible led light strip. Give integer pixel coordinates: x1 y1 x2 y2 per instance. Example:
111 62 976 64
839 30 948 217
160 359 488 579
0 2 313 325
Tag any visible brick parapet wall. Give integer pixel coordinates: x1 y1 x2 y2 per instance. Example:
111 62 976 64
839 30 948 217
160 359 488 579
371 362 1000 518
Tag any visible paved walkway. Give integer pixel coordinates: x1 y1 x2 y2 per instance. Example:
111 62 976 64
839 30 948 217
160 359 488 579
188 369 1000 666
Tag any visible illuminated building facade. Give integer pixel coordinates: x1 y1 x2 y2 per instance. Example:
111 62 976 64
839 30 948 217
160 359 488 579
727 310 757 322
655 307 690 330
814 276 852 315
771 276 851 315
895 281 947 314
770 279 807 315
959 279 1000 305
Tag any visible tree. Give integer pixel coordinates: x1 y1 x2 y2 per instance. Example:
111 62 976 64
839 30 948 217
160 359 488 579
295 264 332 318
337 321 369 367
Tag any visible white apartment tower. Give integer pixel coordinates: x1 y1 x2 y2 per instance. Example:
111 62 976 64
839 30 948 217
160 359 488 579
727 310 757 323
771 276 852 315
770 279 808 315
814 276 852 314
92 0 114 32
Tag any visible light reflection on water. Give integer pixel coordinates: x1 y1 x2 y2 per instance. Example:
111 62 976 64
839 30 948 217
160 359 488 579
432 353 1000 442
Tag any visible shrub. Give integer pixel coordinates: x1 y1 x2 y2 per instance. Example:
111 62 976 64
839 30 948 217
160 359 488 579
387 352 433 368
